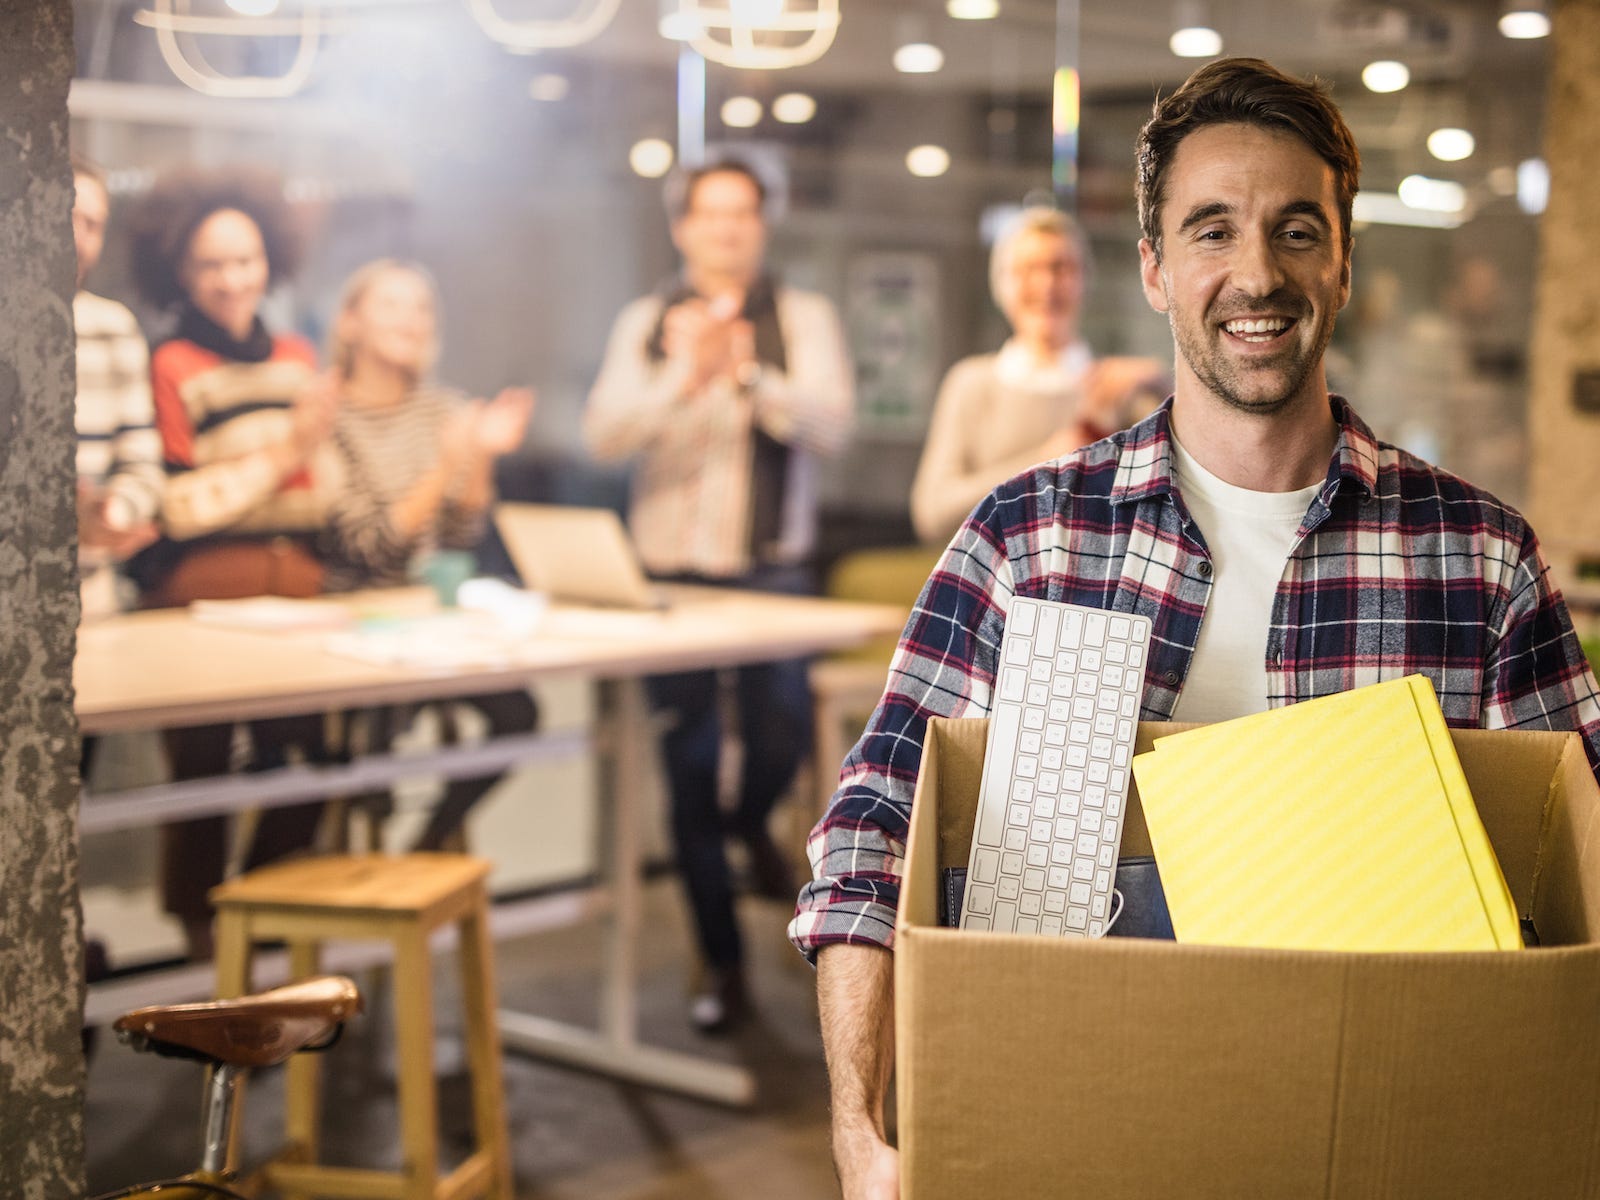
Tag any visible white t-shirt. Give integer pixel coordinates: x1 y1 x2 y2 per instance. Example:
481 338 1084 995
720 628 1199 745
1168 435 1322 724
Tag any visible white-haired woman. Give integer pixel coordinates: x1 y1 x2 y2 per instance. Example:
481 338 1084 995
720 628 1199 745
910 207 1168 544
324 258 538 850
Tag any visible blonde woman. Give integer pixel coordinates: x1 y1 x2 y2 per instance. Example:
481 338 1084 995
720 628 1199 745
325 259 537 849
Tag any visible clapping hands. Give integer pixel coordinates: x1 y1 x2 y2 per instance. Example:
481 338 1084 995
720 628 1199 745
443 387 536 468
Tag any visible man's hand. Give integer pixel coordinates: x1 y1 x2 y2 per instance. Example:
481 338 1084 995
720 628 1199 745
834 1126 899 1200
77 483 158 560
661 294 751 395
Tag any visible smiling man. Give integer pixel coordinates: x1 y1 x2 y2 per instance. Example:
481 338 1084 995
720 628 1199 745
792 58 1600 1200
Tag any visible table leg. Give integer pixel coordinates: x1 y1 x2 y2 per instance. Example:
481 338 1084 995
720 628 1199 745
497 676 756 1107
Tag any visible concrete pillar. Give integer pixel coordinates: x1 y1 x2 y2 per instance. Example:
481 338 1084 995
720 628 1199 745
0 0 85 1194
1527 0 1600 604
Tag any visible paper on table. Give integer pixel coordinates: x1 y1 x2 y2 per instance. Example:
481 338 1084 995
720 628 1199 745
1131 675 1521 952
190 597 354 632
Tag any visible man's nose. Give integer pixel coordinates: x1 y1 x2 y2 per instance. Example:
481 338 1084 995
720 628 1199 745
1231 232 1287 298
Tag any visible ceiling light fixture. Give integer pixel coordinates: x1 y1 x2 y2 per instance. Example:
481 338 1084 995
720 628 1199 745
1427 127 1475 162
132 0 322 97
1168 0 1220 57
721 95 764 127
1361 60 1409 93
467 0 621 50
670 0 841 70
1498 0 1551 39
1517 157 1549 214
906 144 951 178
946 0 999 18
629 138 676 179
894 42 944 73
225 0 279 15
771 91 817 123
1397 174 1466 214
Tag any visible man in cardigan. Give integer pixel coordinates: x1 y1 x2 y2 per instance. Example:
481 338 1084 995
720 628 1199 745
587 156 855 1032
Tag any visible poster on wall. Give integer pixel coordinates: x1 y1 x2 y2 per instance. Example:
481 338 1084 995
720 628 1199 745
845 252 939 437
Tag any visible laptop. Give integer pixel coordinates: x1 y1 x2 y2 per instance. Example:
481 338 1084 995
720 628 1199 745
492 503 670 610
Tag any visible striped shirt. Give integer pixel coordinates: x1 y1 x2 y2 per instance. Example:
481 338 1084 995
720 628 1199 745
788 397 1600 958
73 291 164 528
151 333 327 539
320 387 488 592
585 286 854 578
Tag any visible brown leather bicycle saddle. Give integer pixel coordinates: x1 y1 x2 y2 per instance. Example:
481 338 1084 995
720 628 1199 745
113 976 362 1068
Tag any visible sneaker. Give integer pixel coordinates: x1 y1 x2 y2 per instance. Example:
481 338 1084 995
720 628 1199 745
689 966 749 1035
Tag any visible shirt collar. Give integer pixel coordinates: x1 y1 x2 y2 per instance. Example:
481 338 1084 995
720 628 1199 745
1108 393 1381 507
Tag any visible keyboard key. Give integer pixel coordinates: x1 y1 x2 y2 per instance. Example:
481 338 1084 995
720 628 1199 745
1022 869 1044 894
999 877 1021 901
1051 836 1073 861
1049 700 1071 722
1103 666 1123 688
1056 651 1078 673
1110 616 1130 639
967 884 994 914
1062 770 1084 793
1050 675 1073 697
1017 756 1038 779
1011 779 1034 804
1117 718 1132 742
1085 613 1107 644
1069 720 1090 744
1047 865 1070 889
1008 804 1029 827
1029 820 1052 844
1038 771 1060 794
1069 881 1091 905
1004 828 1027 851
1081 809 1102 834
1044 890 1066 913
1009 598 1037 634
977 702 1021 845
1104 819 1118 842
1106 640 1126 663
1074 696 1095 719
1022 707 1046 731
1073 858 1093 880
1016 916 1039 935
968 914 991 931
1001 668 1026 702
1129 644 1144 667
1084 786 1106 808
1113 745 1129 767
1121 695 1137 717
1042 747 1063 770
1053 817 1077 841
1094 869 1111 893
1109 770 1126 792
1089 919 1104 937
1041 914 1064 936
1076 832 1098 856
1082 648 1102 672
1006 639 1031 666
973 848 999 883
1019 892 1042 917
1066 746 1088 769
1076 674 1098 698
1088 761 1109 784
994 901 1016 928
1097 690 1118 712
1090 895 1107 919
1035 794 1056 819
1034 603 1059 650
1061 610 1083 648
1028 683 1049 706
1002 853 1023 878
1029 659 1052 682
1026 844 1048 868
1066 906 1088 930
1094 713 1117 735
1097 845 1113 868
1021 731 1043 755
1092 735 1112 759
1107 792 1122 817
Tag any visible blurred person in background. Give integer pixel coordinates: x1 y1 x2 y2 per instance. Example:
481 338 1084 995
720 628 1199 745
910 206 1169 544
72 156 163 624
127 165 339 957
586 156 855 1033
323 258 538 851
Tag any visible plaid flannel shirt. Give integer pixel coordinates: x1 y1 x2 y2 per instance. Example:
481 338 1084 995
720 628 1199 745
789 397 1600 959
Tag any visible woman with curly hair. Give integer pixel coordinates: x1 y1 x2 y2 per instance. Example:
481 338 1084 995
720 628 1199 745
127 165 338 956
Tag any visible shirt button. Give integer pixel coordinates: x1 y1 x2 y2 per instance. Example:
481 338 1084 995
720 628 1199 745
1163 670 1179 687
1196 560 1213 578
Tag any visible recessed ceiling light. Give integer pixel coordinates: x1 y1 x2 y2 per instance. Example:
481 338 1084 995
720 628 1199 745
906 144 951 178
721 96 764 128
1398 174 1466 214
1169 26 1222 57
225 0 279 14
1427 127 1475 162
730 0 785 24
772 92 817 124
528 73 570 102
947 0 1000 17
629 138 675 179
1517 157 1549 215
1361 60 1409 93
894 42 945 74
1498 9 1551 38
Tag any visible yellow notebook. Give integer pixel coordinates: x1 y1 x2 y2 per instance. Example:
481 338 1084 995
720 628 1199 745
1131 676 1521 952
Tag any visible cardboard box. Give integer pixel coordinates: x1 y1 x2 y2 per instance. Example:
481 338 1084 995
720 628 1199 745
896 718 1600 1199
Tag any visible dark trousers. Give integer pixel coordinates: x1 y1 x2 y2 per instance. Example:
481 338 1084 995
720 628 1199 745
647 563 815 970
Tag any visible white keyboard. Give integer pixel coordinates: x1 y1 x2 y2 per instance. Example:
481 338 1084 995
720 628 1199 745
960 597 1152 937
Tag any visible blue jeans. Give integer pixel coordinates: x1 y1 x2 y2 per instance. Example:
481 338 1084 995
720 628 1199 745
647 563 815 969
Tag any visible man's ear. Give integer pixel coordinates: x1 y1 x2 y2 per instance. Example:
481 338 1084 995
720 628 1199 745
1338 240 1354 311
1138 238 1169 314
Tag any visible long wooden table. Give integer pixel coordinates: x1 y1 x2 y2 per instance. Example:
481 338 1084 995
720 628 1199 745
76 585 905 1105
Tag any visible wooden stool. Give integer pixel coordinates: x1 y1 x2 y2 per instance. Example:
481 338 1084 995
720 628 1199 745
210 853 512 1200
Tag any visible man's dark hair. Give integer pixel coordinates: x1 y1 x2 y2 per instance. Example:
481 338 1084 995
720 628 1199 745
662 156 769 223
127 165 303 309
1136 57 1361 261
